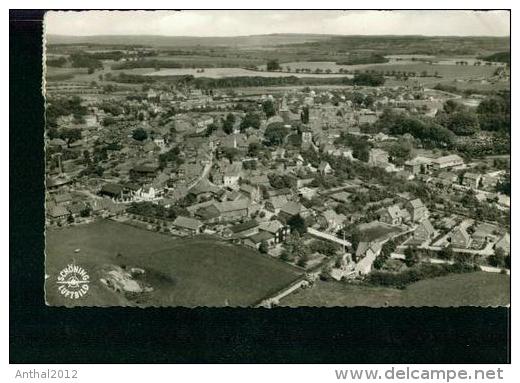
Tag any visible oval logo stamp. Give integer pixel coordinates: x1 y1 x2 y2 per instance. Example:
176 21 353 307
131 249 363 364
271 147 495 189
56 264 90 299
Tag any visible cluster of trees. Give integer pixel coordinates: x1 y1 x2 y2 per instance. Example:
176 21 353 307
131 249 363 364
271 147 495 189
336 53 389 66
266 59 281 71
158 147 184 170
98 101 124 116
496 173 510 196
374 109 456 148
488 248 510 269
268 173 296 190
477 51 510 65
220 113 235 134
262 100 276 118
69 53 103 73
435 100 480 136
309 239 340 257
127 201 185 221
476 92 510 134
281 232 310 267
264 122 288 146
334 133 371 162
287 214 307 236
46 96 87 128
351 72 385 86
373 239 398 270
132 128 148 141
366 262 479 289
46 56 67 67
240 112 261 131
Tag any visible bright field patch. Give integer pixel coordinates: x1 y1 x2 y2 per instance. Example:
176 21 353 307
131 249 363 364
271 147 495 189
45 220 302 307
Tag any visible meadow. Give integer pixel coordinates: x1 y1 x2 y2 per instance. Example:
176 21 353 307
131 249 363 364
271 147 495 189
281 272 510 307
45 219 303 307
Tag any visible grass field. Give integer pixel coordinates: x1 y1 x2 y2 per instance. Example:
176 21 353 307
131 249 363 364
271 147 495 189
280 272 510 307
45 220 302 307
358 222 401 242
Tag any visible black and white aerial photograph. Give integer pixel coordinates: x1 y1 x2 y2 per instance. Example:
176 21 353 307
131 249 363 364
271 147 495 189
43 10 510 308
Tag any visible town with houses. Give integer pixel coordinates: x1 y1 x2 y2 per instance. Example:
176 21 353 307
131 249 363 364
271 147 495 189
44 29 510 307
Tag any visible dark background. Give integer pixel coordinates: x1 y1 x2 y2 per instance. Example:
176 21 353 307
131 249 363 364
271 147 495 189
10 9 510 364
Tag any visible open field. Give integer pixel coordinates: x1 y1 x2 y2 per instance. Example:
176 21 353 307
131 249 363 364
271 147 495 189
358 222 402 242
281 272 510 307
45 220 302 307
144 67 351 78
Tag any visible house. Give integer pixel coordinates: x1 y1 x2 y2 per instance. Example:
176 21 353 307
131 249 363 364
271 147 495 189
413 218 436 242
431 154 464 170
258 220 291 243
329 191 351 204
243 231 276 250
405 198 428 222
223 163 242 189
239 183 261 202
494 233 510 255
215 199 250 221
224 220 259 239
47 204 70 222
99 183 124 201
462 172 482 189
172 216 203 235
321 209 346 231
368 148 389 167
404 156 433 175
497 194 510 208
279 201 309 219
249 174 270 187
190 179 220 201
153 137 166 149
449 226 471 249
265 195 288 214
298 186 318 200
480 173 499 190
142 141 159 153
67 201 87 217
379 205 403 226
54 192 73 205
130 164 159 181
318 161 333 175
354 241 382 275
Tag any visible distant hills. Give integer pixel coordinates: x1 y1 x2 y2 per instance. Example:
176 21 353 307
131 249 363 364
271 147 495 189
46 33 510 56
46 33 334 47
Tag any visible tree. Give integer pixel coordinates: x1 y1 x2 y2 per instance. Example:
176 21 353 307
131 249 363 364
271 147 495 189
266 59 281 71
222 113 236 135
240 112 261 131
488 248 506 268
259 240 269 254
309 240 340 257
445 111 480 136
264 123 287 146
438 245 454 261
443 99 465 114
60 128 82 146
388 141 413 166
262 100 276 118
404 246 420 267
132 128 148 141
248 142 262 157
301 106 310 124
287 214 307 235
221 147 239 163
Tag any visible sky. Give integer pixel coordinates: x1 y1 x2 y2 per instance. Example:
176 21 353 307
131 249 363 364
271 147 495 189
45 10 510 37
